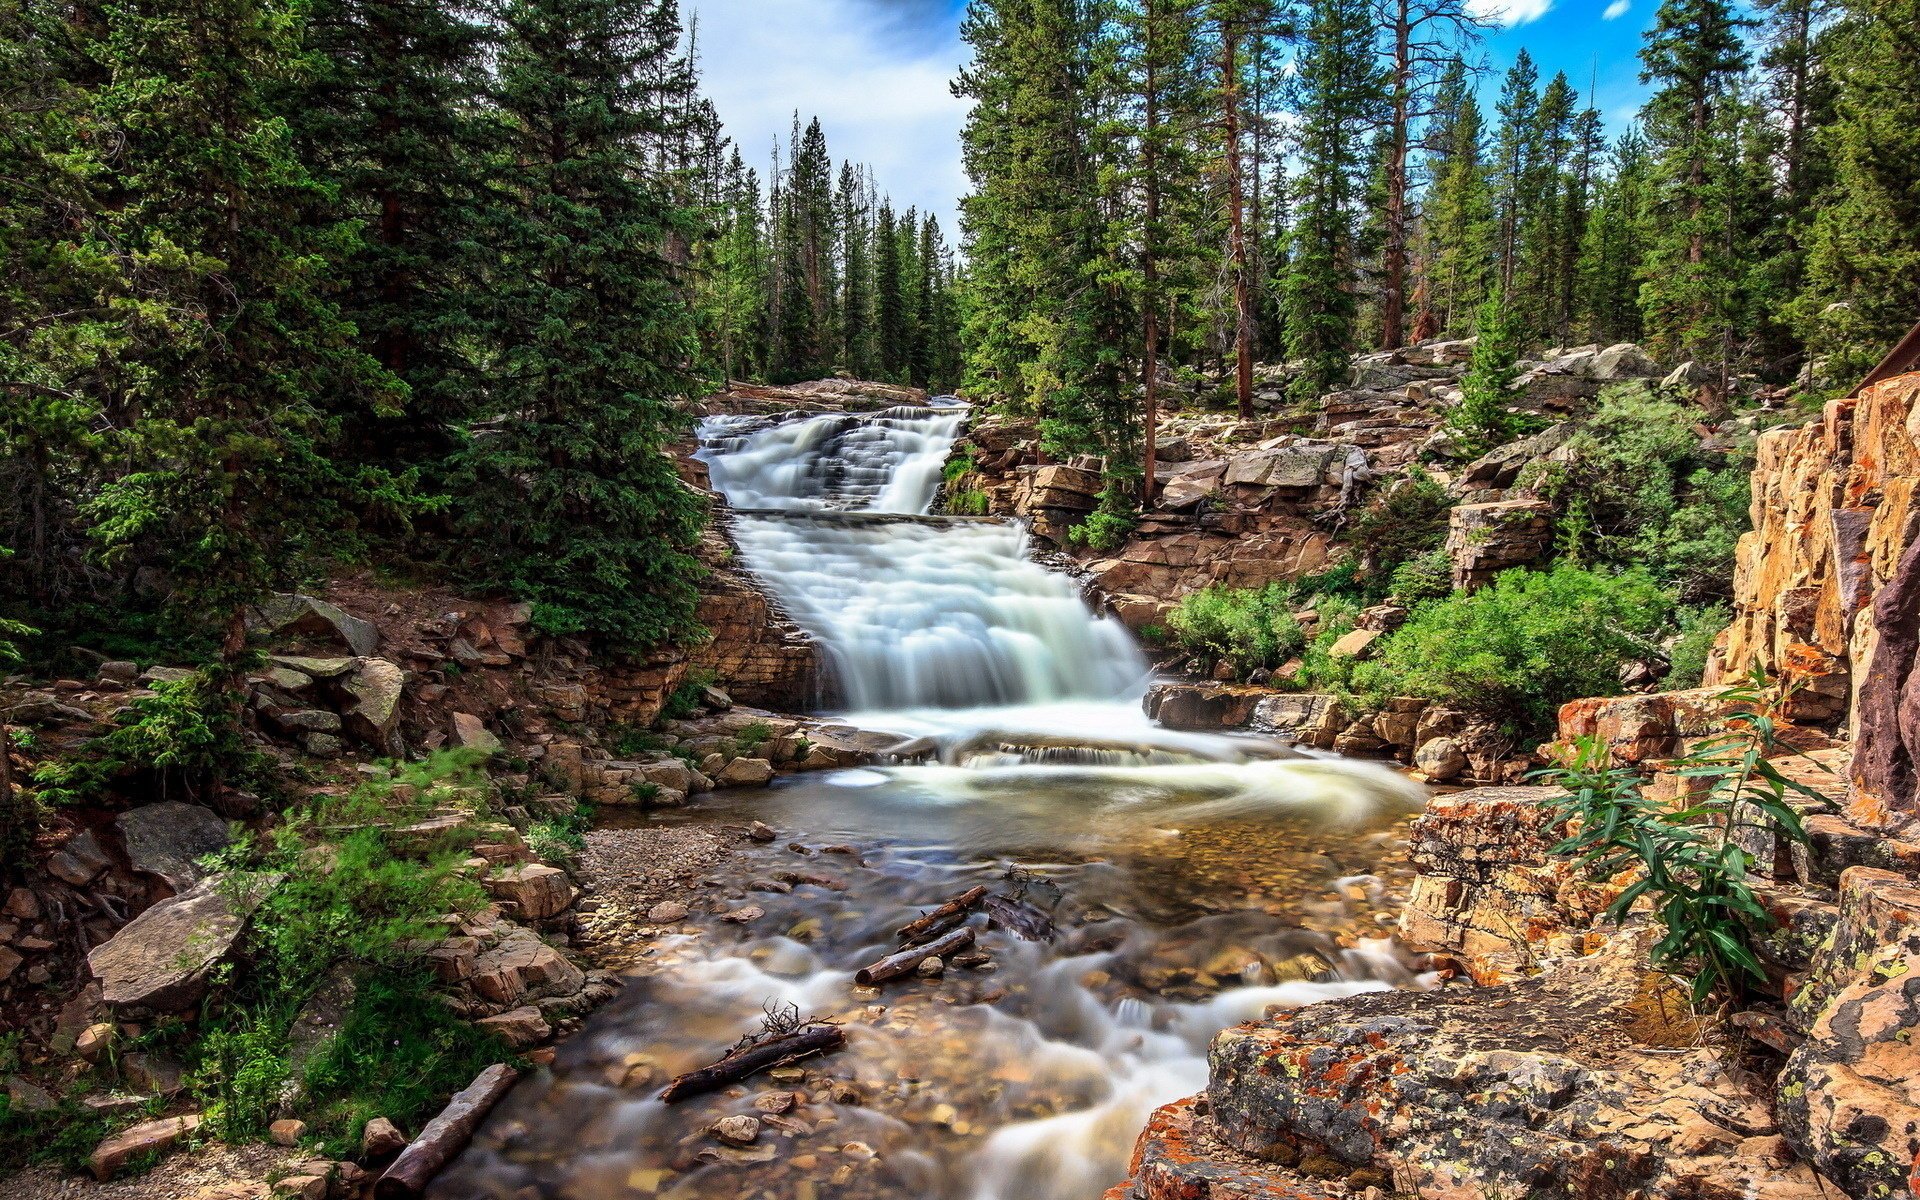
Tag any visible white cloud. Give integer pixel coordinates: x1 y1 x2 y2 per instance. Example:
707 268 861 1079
1602 0 1630 18
1465 0 1555 26
687 0 973 237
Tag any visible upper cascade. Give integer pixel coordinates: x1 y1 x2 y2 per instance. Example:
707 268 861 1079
697 403 1148 712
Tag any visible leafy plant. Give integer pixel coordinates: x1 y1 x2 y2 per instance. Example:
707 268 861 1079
1349 469 1451 583
1166 582 1305 678
1539 670 1827 1003
1067 487 1138 552
944 488 991 516
1388 547 1454 603
1445 288 1539 458
661 668 717 721
1352 563 1674 729
1663 603 1731 689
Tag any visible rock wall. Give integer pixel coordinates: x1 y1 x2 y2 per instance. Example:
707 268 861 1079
1710 373 1920 745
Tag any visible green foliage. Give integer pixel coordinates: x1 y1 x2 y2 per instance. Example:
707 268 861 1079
526 801 593 871
1445 288 1536 458
1388 548 1455 604
1540 671 1828 1002
1353 563 1674 729
944 489 992 516
1535 383 1751 602
30 668 259 807
1068 488 1139 552
661 668 717 722
0 1094 113 1174
943 450 979 486
608 724 668 759
1167 583 1305 677
1349 470 1451 584
1663 602 1731 689
305 747 491 827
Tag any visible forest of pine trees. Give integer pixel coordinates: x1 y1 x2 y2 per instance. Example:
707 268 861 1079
955 0 1920 499
0 0 958 659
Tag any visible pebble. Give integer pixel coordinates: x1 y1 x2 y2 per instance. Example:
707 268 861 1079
753 1090 796 1114
720 905 764 923
748 822 778 843
709 1114 761 1146
646 901 689 923
917 956 945 978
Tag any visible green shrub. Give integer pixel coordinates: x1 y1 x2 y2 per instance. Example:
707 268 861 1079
1539 671 1826 1002
661 667 717 721
1166 583 1305 677
1352 563 1674 729
944 488 991 516
609 723 667 758
1445 289 1540 458
29 667 265 807
527 800 593 870
1663 602 1731 689
309 747 492 826
942 449 978 485
1294 595 1364 692
1388 548 1453 603
1349 470 1451 583
1067 487 1138 552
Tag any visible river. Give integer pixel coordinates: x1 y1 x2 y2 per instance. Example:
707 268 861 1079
427 400 1428 1200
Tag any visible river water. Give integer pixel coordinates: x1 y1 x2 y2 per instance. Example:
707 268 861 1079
428 402 1427 1200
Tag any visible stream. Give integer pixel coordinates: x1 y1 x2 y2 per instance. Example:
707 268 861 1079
428 402 1429 1200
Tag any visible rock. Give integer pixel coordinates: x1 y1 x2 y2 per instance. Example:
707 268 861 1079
339 657 405 751
1412 736 1467 782
1778 867 1920 1196
269 1118 307 1146
1397 785 1573 960
917 956 945 978
716 757 774 787
637 760 696 793
75 1022 116 1062
753 1091 796 1115
476 1005 551 1049
1326 629 1381 660
1446 499 1555 591
646 901 689 923
0 946 21 982
699 684 733 711
483 863 575 921
5 887 40 919
273 1176 327 1200
7 1075 55 1112
303 733 344 758
270 654 356 679
250 593 380 656
710 1115 761 1146
1143 682 1264 731
450 712 503 755
748 821 778 843
361 1117 407 1160
47 829 111 886
721 905 764 923
468 927 585 1005
1582 342 1662 381
116 801 232 888
89 874 274 1012
98 660 139 685
89 1113 202 1181
265 708 341 735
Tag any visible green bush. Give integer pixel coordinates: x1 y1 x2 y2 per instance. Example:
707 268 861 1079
1349 470 1451 583
1663 603 1731 690
1166 583 1305 677
527 800 593 870
1352 563 1674 729
1387 547 1453 603
29 667 266 807
1445 289 1540 458
944 488 991 516
661 667 717 721
1067 487 1138 552
1293 595 1364 692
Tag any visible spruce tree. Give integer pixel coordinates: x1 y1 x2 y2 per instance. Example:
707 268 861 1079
1419 61 1494 336
1281 0 1381 403
460 0 707 648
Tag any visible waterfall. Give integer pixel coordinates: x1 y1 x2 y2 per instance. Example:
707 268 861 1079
698 404 1148 711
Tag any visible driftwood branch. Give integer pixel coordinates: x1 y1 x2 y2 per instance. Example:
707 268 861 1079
982 892 1054 942
856 927 975 985
897 886 987 944
659 1024 846 1104
374 1063 520 1199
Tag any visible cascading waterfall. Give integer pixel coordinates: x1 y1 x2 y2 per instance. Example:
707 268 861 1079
698 404 1149 712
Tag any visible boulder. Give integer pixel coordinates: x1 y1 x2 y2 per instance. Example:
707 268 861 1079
468 927 585 1005
270 654 356 680
250 593 379 656
484 863 575 921
88 874 274 1012
361 1117 407 1160
1326 628 1381 660
339 658 405 751
269 1118 307 1147
89 1113 202 1180
1582 342 1662 381
46 829 112 886
476 1005 551 1049
116 801 232 888
450 712 503 755
1143 682 1263 731
715 756 775 787
1446 498 1555 591
1412 736 1467 782
1779 867 1920 1197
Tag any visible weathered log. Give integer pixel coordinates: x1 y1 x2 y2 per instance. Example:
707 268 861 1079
374 1063 520 1199
897 886 987 943
982 892 1054 942
659 1025 847 1104
857 927 975 985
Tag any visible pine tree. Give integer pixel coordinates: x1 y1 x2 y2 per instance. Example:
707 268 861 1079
1419 61 1495 335
1795 0 1920 381
283 0 489 442
84 0 401 657
1490 50 1539 298
459 0 707 648
1447 285 1527 457
1577 129 1655 344
838 161 874 377
1281 0 1382 403
1635 0 1752 380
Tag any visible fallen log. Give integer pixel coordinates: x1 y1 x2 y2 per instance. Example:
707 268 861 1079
659 1025 847 1104
897 886 987 944
857 927 975 985
374 1063 520 1199
982 892 1054 942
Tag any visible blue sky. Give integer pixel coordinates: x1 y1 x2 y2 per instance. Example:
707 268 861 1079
686 0 1679 237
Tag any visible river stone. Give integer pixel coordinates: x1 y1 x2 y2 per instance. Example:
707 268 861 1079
88 1113 202 1180
476 1006 550 1049
340 657 405 751
716 757 774 787
270 654 356 679
450 711 503 754
1412 736 1467 782
88 874 274 1012
468 928 585 1005
711 1115 760 1145
484 863 574 920
116 802 232 888
250 593 380 656
362 1117 407 1159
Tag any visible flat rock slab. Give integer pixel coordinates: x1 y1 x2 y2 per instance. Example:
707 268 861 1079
117 802 233 888
89 1112 202 1180
89 874 274 1012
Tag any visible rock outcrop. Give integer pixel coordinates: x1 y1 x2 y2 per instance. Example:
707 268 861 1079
87 874 275 1013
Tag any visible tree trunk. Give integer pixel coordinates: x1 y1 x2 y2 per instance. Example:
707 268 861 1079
1222 26 1254 419
1378 0 1412 351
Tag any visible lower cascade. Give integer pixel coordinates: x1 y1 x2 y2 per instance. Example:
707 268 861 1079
431 401 1427 1200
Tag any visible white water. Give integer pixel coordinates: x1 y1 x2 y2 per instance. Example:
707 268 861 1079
699 405 1148 711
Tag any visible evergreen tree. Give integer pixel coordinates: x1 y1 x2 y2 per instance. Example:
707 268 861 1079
1281 0 1382 403
875 201 908 379
459 0 707 648
1448 285 1528 457
1577 129 1655 344
1795 0 1920 381
1419 60 1494 335
838 161 874 377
